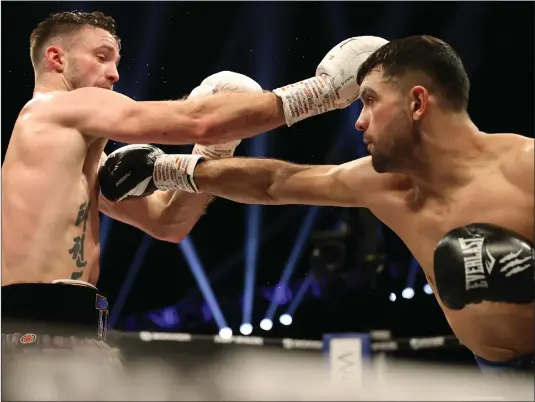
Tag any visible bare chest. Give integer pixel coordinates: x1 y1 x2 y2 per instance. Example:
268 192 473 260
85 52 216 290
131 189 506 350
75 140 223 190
385 177 533 282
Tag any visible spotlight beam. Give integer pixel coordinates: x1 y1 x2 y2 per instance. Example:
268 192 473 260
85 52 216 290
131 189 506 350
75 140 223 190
406 257 420 290
243 204 261 328
265 207 321 321
109 235 153 328
285 272 314 317
177 237 229 330
176 209 302 309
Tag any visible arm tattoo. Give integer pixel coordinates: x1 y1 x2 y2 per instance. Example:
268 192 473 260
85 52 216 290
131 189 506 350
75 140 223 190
68 201 91 280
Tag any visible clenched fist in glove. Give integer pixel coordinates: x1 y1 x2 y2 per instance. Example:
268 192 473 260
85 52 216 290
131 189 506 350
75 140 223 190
99 144 168 202
99 143 205 201
190 71 263 160
273 36 388 126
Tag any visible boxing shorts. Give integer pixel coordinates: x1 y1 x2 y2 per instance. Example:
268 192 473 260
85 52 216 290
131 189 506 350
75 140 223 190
1 281 112 354
474 353 534 374
1 282 125 400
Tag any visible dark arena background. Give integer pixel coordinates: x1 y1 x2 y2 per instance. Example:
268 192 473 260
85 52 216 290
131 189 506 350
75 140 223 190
1 1 534 400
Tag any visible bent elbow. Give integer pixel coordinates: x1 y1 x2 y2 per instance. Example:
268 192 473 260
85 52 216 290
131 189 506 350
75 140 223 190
148 224 189 244
162 233 188 244
152 230 188 244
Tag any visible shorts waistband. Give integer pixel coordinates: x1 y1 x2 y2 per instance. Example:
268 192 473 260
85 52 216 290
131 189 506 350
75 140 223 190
475 353 534 372
2 283 109 338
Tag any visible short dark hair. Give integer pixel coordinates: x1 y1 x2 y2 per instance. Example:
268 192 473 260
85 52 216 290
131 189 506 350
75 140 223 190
357 35 470 111
30 11 120 67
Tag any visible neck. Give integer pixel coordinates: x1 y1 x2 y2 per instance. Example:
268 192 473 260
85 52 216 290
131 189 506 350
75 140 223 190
400 111 486 198
33 71 71 98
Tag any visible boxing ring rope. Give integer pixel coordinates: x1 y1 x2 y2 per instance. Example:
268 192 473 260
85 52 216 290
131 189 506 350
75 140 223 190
132 329 462 353
4 327 532 401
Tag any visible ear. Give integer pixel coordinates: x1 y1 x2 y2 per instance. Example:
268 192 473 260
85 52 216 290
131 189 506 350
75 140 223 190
410 85 428 120
44 45 65 73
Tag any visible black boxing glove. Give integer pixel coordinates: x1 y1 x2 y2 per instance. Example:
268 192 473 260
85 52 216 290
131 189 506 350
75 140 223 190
98 144 163 202
98 144 206 202
434 223 534 310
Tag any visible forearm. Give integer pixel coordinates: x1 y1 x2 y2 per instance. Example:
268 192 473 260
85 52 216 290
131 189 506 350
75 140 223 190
99 189 213 243
134 92 286 146
193 157 311 204
194 91 286 145
155 190 215 237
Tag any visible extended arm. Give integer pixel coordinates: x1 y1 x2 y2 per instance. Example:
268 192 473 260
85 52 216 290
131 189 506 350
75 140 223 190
42 36 388 146
45 88 285 145
192 156 407 208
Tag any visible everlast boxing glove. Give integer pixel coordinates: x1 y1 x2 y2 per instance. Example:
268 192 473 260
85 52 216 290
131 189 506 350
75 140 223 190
434 223 534 310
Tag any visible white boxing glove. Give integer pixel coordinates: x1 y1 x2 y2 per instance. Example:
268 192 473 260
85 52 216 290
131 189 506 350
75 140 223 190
191 71 263 159
273 36 388 127
197 71 263 96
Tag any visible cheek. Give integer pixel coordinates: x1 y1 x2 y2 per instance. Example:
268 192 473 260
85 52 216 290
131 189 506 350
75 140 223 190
87 59 102 74
77 55 101 74
370 106 391 133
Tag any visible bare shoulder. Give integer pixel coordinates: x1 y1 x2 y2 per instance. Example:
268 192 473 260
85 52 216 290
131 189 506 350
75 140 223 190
338 156 411 192
492 133 533 163
12 93 89 155
20 90 77 123
488 132 532 150
25 88 110 117
337 156 413 211
492 133 534 192
21 89 115 143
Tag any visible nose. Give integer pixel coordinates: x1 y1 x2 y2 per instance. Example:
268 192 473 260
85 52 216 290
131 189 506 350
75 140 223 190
355 114 369 132
354 107 369 132
106 64 120 85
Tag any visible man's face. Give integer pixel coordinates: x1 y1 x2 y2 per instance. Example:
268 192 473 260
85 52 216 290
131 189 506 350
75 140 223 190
355 70 419 173
63 26 120 91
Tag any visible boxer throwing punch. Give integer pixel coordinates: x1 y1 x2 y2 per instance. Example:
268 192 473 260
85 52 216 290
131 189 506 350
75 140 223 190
2 9 387 346
102 35 534 373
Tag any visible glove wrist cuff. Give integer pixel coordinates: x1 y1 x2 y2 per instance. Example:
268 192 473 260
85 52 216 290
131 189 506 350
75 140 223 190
153 154 205 193
273 75 338 127
192 143 237 159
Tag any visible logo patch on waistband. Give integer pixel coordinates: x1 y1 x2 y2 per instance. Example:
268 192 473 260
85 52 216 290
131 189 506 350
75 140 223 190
95 294 109 340
20 333 37 344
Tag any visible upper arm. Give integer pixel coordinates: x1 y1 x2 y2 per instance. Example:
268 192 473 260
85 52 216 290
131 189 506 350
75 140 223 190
270 156 408 207
47 88 204 144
